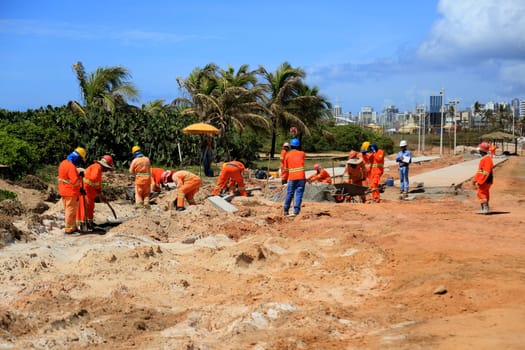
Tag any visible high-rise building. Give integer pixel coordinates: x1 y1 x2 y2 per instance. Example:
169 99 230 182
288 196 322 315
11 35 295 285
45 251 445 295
429 94 443 126
359 106 376 125
511 98 520 119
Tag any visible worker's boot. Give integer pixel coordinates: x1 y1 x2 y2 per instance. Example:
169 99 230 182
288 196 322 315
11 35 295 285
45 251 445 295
176 206 185 212
481 203 489 214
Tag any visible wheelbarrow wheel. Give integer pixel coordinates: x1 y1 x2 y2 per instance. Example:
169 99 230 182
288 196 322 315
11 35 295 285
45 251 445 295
334 189 345 203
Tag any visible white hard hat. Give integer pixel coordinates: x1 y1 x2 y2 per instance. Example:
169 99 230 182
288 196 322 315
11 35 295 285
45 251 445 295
400 140 408 147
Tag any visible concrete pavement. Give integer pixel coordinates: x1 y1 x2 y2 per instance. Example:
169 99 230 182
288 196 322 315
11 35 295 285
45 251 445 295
406 156 507 188
293 155 507 189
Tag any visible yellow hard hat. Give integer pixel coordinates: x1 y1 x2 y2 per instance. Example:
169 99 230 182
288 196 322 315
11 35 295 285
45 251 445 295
361 141 370 152
75 147 87 160
132 145 141 154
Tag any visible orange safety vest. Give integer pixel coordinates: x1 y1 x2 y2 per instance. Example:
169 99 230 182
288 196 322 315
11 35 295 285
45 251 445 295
226 161 245 172
283 149 306 181
474 154 494 185
308 168 331 182
129 156 151 185
58 159 81 197
344 163 367 184
151 168 165 185
368 150 385 176
280 149 288 169
83 163 103 191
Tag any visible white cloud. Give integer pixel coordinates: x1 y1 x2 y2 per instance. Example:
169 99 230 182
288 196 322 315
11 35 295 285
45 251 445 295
417 0 525 62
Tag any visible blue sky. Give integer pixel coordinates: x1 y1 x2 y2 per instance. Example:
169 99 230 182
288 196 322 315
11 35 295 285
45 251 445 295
1 0 524 114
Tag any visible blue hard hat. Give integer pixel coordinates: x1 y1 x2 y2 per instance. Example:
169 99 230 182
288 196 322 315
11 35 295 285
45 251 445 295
370 142 378 152
290 138 300 147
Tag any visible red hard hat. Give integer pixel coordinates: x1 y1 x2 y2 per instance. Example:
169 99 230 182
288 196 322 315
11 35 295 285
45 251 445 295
98 155 114 170
348 150 358 159
313 163 320 171
102 155 113 166
161 170 172 183
478 142 490 153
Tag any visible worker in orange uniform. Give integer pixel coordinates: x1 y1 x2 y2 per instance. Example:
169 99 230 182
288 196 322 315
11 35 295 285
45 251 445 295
489 142 497 158
76 155 114 231
343 150 367 203
212 160 247 196
58 147 86 235
307 164 332 184
282 138 306 217
163 170 202 211
362 141 385 203
129 145 152 208
150 167 165 193
472 142 494 214
279 142 290 185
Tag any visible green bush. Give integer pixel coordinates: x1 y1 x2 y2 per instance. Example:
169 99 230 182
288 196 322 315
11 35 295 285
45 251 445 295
0 131 39 178
0 189 17 201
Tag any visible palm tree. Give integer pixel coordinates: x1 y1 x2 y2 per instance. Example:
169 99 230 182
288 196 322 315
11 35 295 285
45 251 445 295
176 63 270 160
259 62 324 157
70 61 139 114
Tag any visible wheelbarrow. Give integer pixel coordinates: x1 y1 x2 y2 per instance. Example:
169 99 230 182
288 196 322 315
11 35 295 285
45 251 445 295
330 183 386 203
331 183 369 203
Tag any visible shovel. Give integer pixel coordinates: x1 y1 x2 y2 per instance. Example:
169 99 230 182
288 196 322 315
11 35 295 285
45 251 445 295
101 194 117 219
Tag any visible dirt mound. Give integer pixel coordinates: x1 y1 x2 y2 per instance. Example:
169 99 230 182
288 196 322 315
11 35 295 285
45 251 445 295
0 156 524 349
0 215 34 248
16 175 48 191
0 199 24 216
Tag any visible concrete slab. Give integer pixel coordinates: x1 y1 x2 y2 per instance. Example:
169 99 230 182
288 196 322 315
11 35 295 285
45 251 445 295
407 157 507 188
207 196 238 213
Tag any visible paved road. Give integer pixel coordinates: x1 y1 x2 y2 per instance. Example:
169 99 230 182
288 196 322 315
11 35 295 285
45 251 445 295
299 155 507 188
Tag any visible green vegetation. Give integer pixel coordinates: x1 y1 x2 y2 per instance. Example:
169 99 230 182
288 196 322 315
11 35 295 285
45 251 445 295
0 189 17 201
1 61 519 182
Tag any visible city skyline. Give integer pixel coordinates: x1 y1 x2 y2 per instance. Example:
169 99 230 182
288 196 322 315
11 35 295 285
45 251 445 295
1 0 524 114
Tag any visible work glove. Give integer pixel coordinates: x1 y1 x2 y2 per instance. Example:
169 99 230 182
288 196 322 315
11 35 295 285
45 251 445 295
80 188 86 195
281 179 287 185
78 171 85 178
99 194 107 202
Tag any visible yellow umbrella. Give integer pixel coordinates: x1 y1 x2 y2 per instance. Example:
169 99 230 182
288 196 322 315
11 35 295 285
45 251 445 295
182 122 220 135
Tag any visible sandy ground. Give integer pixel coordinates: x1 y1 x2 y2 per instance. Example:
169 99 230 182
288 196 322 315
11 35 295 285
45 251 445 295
1 155 524 349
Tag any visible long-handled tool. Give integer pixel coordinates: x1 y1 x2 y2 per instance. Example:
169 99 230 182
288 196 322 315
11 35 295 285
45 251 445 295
80 173 89 231
101 194 117 219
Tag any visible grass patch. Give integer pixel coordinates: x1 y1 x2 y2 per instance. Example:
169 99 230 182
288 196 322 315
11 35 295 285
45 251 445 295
0 189 17 201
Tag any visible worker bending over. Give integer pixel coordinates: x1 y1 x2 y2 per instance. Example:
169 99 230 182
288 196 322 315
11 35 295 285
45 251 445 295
212 160 247 196
162 170 202 211
307 164 332 184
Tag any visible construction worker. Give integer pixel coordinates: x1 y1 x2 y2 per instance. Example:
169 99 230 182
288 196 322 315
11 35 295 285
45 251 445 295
343 151 367 203
129 145 152 208
489 142 497 158
151 167 165 193
362 141 385 203
212 160 247 196
58 147 86 235
358 141 371 182
472 142 494 214
282 138 306 217
76 155 114 231
280 142 290 185
307 164 332 184
395 140 412 194
169 170 202 211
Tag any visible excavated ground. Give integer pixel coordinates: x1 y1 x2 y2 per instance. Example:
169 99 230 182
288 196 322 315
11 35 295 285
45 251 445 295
0 155 524 349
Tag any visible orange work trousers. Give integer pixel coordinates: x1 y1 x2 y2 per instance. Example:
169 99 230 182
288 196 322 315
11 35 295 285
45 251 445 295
477 182 491 204
369 173 382 203
62 196 79 233
212 167 246 196
135 179 151 205
176 177 202 207
76 187 97 227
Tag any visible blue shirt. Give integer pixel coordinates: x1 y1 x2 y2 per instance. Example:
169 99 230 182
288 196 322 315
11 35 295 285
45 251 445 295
396 150 412 167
